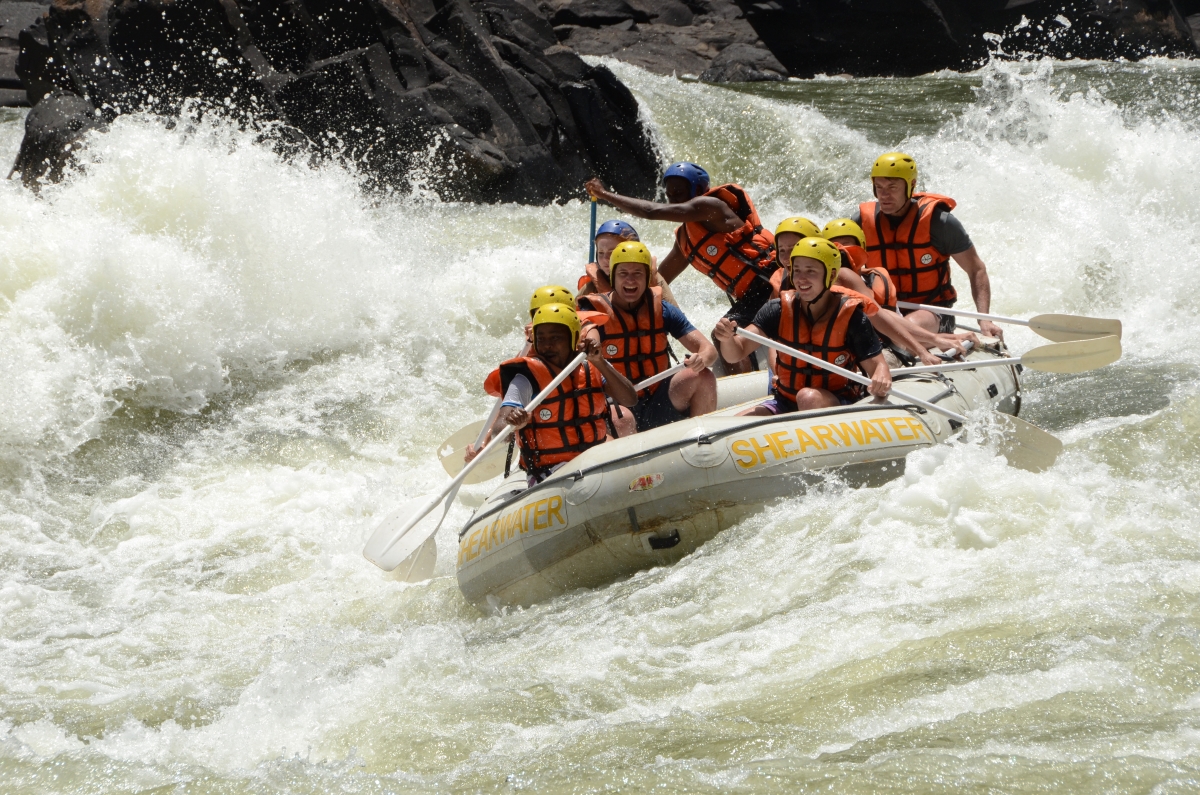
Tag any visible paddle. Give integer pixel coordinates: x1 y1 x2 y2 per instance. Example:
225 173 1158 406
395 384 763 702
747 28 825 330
896 301 1122 342
734 328 1062 473
588 197 598 263
364 352 589 575
892 335 1121 376
438 361 690 481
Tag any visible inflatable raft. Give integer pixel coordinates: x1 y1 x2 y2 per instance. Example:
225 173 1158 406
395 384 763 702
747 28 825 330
455 341 1021 608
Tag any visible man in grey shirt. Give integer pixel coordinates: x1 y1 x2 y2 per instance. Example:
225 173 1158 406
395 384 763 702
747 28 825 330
856 152 1003 339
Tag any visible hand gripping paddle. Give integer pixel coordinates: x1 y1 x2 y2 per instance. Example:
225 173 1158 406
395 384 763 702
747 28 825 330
365 353 589 577
437 361 691 481
735 328 1062 473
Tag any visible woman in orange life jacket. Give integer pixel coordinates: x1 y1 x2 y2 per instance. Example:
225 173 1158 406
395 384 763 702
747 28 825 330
584 164 777 375
577 241 718 436
820 218 977 365
854 152 1004 339
714 237 892 415
766 217 942 372
467 303 637 484
577 220 677 306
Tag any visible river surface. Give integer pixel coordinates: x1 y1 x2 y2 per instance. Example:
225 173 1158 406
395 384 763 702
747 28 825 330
2 57 1200 793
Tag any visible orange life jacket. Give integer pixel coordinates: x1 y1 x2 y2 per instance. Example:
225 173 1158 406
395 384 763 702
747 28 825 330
494 356 609 471
577 289 671 394
834 242 896 311
577 262 611 294
675 184 777 300
860 192 958 307
774 287 868 401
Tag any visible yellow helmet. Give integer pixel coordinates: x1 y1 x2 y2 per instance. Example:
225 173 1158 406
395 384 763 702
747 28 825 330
820 218 866 247
774 216 821 239
531 302 582 349
529 285 574 318
789 237 842 289
870 151 917 199
608 240 655 281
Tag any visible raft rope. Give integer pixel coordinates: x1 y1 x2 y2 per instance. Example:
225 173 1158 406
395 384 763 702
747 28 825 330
459 402 936 537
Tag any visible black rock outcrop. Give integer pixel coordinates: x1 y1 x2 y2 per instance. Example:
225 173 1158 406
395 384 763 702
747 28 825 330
734 0 1200 78
8 0 660 202
552 0 786 81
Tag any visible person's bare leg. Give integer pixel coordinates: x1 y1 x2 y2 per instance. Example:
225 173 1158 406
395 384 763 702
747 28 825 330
611 403 637 436
793 388 841 411
669 369 717 417
904 308 941 334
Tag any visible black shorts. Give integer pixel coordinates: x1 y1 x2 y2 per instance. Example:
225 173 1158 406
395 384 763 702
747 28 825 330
630 375 687 431
723 278 775 328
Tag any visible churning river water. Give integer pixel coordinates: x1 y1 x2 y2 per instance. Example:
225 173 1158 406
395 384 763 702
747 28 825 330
2 57 1200 793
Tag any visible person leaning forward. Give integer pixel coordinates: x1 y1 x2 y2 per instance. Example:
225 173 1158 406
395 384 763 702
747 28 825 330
468 303 637 484
714 237 892 415
577 241 718 436
854 151 1003 339
585 163 778 374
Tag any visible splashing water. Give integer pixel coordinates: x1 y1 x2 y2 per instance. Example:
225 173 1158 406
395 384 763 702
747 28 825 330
2 58 1200 792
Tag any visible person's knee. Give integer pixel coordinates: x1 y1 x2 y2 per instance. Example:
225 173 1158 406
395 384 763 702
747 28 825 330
794 388 836 410
611 405 637 436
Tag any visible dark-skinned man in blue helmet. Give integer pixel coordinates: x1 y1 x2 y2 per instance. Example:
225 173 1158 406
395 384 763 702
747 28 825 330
585 165 778 374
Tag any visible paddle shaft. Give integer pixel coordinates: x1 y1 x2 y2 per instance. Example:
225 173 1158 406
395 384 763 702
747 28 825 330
897 301 1028 327
893 357 1019 375
735 328 968 424
375 352 589 558
635 361 687 392
588 199 598 263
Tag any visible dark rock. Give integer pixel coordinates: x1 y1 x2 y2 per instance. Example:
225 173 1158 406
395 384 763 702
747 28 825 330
11 90 104 184
1 0 47 104
9 0 660 202
549 0 644 27
698 41 782 82
734 0 1200 78
559 0 778 80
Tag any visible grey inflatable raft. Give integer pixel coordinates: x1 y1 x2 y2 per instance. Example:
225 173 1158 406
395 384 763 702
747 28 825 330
456 342 1021 608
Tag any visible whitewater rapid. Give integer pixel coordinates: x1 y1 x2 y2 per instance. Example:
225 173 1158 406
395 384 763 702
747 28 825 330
2 57 1200 792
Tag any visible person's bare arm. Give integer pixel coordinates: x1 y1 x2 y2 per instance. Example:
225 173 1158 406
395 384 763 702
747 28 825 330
713 318 760 362
677 329 718 371
835 270 940 366
585 178 741 231
861 353 892 399
656 242 688 284
581 336 637 407
951 246 1003 338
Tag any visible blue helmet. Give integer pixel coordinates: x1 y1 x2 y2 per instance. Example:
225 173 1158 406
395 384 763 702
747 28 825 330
595 219 639 240
662 162 710 198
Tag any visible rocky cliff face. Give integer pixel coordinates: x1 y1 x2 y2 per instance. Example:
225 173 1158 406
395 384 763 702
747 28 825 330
549 0 786 81
734 0 1200 78
9 0 661 202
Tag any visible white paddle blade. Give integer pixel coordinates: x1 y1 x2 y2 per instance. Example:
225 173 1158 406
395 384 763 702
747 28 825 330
995 415 1062 473
363 494 450 572
390 535 437 583
1029 314 1122 342
437 420 507 484
1023 335 1121 374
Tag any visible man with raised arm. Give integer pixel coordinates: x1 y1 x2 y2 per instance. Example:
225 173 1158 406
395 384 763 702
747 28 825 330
854 152 1003 339
585 164 777 373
